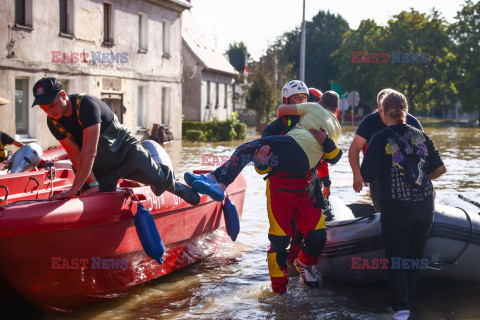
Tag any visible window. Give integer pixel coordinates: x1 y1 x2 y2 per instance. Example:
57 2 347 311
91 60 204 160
15 0 33 28
15 79 29 136
215 82 219 109
103 2 113 44
139 13 148 52
137 86 147 129
162 20 170 57
162 88 170 125
224 84 228 108
59 0 74 35
59 0 68 33
206 81 211 108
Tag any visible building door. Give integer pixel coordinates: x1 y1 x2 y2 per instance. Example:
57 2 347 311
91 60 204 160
101 93 123 123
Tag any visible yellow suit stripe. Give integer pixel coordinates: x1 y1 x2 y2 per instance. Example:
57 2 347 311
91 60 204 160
266 180 286 236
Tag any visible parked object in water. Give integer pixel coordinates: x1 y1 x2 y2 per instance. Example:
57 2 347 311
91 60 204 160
0 148 247 313
318 197 480 283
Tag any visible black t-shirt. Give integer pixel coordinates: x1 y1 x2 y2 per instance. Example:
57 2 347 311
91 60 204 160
356 112 423 143
360 124 444 226
47 94 114 147
0 131 15 145
262 116 300 137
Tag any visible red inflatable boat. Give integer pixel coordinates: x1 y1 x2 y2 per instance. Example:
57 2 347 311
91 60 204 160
0 150 246 313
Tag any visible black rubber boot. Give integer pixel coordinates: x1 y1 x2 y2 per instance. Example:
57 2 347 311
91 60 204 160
170 182 201 206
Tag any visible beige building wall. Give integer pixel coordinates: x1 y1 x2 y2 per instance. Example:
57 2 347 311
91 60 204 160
0 0 189 149
199 72 234 122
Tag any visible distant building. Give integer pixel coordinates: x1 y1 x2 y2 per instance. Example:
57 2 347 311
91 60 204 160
182 10 238 122
0 0 191 149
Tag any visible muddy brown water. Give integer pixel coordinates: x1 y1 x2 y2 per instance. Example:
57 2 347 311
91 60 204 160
15 126 480 320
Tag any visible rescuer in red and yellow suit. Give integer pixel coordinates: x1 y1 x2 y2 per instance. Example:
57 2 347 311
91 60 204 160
256 86 342 294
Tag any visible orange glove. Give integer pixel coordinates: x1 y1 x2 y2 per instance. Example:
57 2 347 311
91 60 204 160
323 186 330 199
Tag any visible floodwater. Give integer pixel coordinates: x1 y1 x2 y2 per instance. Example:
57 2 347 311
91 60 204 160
33 125 480 319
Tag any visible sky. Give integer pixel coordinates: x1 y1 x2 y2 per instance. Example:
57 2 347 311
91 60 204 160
190 0 467 60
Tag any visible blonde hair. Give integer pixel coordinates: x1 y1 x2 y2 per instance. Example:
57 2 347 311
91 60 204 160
377 88 394 106
382 91 408 123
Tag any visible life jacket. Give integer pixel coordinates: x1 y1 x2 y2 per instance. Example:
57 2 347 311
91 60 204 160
48 94 87 145
0 141 7 162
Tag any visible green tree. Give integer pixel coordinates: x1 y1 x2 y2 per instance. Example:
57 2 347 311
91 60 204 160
380 9 455 113
245 68 276 125
333 19 386 110
334 9 456 114
281 10 350 91
226 41 248 74
450 0 480 115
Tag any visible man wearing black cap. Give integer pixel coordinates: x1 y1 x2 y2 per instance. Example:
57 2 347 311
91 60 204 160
32 77 200 205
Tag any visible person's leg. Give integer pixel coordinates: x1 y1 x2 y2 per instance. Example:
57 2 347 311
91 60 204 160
382 222 414 313
268 235 291 294
266 179 296 294
192 135 309 201
118 142 199 205
407 214 433 298
293 194 326 288
287 217 303 264
216 135 309 186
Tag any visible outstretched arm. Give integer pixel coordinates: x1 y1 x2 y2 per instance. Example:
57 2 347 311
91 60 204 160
52 124 100 199
277 104 298 118
349 134 368 193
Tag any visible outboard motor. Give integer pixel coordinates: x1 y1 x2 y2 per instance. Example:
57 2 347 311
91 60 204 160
8 143 43 173
141 140 175 179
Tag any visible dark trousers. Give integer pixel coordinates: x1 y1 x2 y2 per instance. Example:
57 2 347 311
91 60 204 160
381 214 433 311
216 135 310 186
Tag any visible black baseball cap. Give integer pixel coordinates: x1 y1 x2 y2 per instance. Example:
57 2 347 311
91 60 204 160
31 77 63 107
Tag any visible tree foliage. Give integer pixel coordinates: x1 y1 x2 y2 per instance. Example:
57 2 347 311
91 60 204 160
245 69 276 125
282 11 350 92
450 0 480 114
247 3 479 119
333 9 456 114
226 41 248 73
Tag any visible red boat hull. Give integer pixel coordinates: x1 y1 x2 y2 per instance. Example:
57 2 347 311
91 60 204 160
0 169 246 312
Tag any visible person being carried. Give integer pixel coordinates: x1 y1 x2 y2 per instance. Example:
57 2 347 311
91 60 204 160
360 90 446 320
349 88 424 212
185 80 342 203
1 97 25 162
253 85 340 294
32 77 200 205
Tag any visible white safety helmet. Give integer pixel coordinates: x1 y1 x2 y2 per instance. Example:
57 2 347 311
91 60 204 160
281 80 309 102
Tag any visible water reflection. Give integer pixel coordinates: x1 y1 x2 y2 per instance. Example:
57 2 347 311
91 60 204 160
40 125 480 320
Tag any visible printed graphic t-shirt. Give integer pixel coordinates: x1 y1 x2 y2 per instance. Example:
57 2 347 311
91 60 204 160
360 124 444 226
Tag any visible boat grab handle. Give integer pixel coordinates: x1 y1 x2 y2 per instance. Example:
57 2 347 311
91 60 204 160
327 214 376 228
434 207 473 267
0 185 8 203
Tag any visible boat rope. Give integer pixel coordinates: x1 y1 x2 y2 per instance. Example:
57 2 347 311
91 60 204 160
326 214 376 228
458 194 480 211
441 207 473 265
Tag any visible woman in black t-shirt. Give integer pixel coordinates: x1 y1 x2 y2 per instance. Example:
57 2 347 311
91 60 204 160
360 91 446 320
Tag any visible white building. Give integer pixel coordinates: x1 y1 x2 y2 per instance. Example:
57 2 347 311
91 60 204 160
182 10 238 122
0 0 191 149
